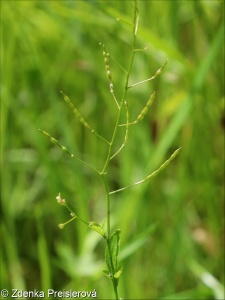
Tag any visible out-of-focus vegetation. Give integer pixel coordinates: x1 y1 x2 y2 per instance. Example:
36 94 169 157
1 1 224 299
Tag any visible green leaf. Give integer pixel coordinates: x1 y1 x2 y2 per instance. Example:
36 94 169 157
105 229 121 276
110 229 121 271
105 245 113 275
88 221 106 237
114 265 123 279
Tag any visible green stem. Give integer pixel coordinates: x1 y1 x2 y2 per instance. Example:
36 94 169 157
102 174 119 300
101 1 137 175
100 3 138 300
101 174 111 239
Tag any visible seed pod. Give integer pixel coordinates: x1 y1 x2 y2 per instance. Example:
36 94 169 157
60 91 93 132
136 91 156 122
119 91 156 126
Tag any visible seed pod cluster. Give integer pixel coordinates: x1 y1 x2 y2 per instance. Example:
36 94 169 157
100 43 114 93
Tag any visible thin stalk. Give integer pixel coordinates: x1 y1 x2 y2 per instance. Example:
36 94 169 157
108 55 127 74
100 3 139 300
101 1 138 174
111 267 119 300
128 60 168 89
60 91 111 145
106 240 119 300
102 174 119 300
39 129 100 174
101 174 111 239
110 101 129 160
109 147 181 195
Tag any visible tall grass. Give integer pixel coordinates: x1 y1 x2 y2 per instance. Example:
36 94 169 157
1 1 224 299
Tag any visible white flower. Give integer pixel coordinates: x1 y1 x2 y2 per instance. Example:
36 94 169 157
56 193 66 205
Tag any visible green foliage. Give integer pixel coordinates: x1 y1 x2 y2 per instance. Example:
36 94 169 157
1 0 224 299
88 221 106 238
105 230 121 279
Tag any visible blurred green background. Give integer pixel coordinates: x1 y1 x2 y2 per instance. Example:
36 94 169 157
1 1 224 299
